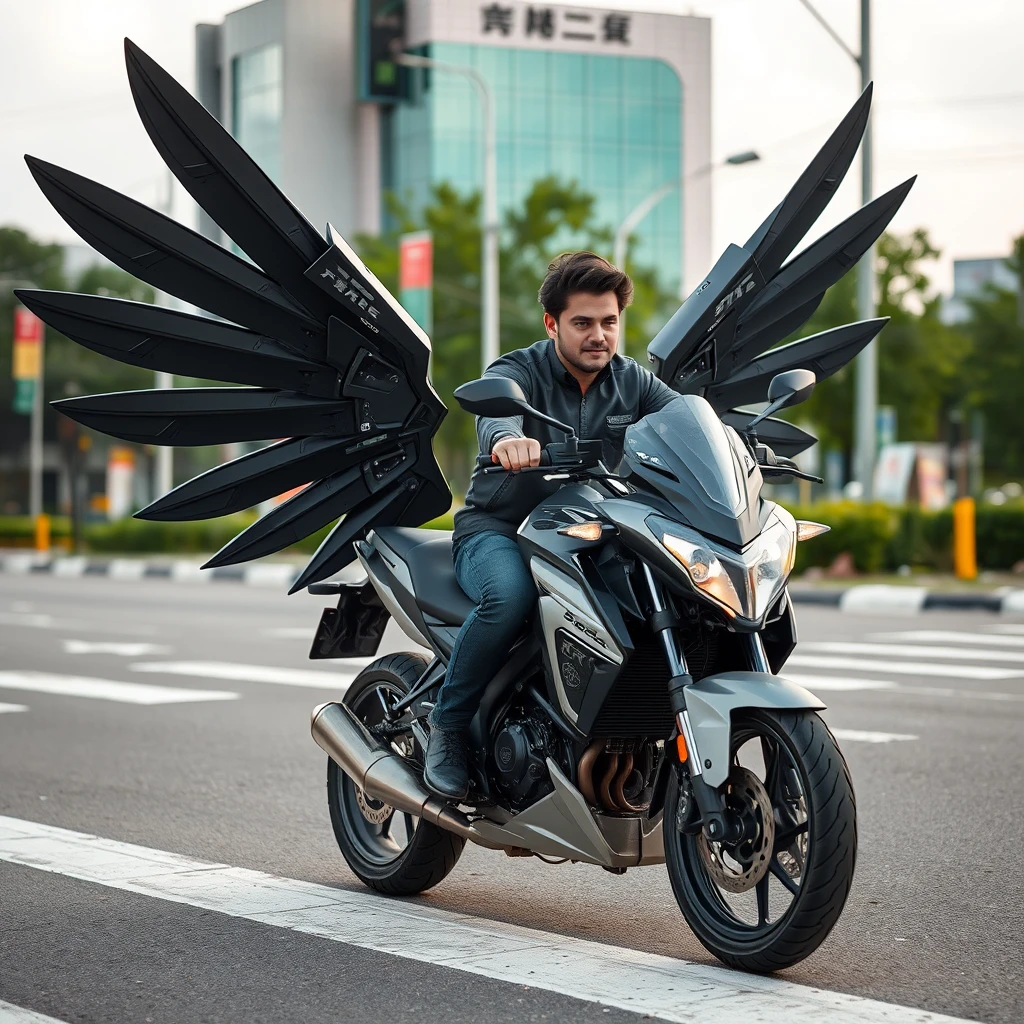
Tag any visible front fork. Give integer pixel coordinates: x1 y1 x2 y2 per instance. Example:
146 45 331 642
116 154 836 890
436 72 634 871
640 564 767 843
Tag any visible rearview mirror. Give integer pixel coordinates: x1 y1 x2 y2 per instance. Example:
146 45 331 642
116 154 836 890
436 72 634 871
454 377 577 438
767 368 816 409
453 377 532 417
745 368 817 432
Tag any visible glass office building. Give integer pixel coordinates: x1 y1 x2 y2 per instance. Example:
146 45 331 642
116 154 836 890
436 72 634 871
196 0 709 296
389 44 681 286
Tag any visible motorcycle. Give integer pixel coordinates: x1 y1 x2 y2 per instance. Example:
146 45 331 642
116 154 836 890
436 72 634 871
23 46 909 974
308 368 853 972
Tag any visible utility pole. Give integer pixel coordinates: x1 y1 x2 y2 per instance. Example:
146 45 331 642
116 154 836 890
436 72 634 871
155 167 174 498
797 0 875 497
397 53 499 373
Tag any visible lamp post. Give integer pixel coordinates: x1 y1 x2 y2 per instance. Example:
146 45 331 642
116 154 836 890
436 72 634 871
797 0 874 497
613 151 760 323
397 53 499 374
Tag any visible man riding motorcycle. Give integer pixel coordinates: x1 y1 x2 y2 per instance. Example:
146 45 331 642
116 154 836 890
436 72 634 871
424 250 681 800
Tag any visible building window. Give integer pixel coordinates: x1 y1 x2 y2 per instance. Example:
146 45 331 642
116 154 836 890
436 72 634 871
232 43 283 184
390 44 683 293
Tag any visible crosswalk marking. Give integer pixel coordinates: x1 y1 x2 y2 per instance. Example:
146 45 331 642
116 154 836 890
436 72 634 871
785 673 1024 704
0 815 976 1024
786 653 1022 680
265 626 316 639
0 672 238 705
0 612 54 629
61 640 171 656
0 999 70 1024
829 728 918 744
871 630 1024 648
0 703 29 715
129 660 368 688
801 640 1024 664
987 624 1024 635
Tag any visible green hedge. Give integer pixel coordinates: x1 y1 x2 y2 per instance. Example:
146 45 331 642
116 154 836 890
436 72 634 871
1 504 1018 572
781 500 1024 573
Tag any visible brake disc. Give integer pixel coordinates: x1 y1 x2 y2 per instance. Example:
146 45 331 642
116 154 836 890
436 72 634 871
355 787 393 826
697 765 775 893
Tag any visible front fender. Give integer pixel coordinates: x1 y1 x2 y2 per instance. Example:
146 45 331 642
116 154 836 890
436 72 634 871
685 671 825 788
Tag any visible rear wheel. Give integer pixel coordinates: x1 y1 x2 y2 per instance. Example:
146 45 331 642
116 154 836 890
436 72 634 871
665 708 856 972
327 652 465 895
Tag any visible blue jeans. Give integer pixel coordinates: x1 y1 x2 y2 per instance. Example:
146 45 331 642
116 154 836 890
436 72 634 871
428 531 536 731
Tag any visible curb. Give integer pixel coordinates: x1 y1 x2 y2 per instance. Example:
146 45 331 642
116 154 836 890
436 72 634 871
790 583 1024 615
0 553 300 588
4 554 1023 614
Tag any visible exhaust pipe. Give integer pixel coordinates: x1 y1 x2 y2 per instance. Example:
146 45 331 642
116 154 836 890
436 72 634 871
310 702 498 847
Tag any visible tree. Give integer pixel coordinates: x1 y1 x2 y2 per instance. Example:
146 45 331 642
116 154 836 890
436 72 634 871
961 235 1024 479
355 177 680 492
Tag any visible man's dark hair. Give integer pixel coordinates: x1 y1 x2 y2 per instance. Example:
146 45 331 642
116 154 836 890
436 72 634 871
538 251 634 320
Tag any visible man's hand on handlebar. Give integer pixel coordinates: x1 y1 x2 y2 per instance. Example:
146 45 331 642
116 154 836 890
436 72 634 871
492 436 542 472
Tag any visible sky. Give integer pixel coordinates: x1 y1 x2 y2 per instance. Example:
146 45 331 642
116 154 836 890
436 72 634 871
1 0 1022 296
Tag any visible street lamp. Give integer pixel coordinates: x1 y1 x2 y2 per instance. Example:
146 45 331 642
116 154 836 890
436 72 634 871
796 0 875 497
396 52 499 374
612 150 760 315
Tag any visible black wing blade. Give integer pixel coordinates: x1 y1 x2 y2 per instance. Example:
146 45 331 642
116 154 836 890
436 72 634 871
24 156 325 358
706 319 887 412
15 290 335 394
125 39 332 319
53 389 356 446
136 435 390 521
737 178 915 342
722 410 818 458
744 86 873 278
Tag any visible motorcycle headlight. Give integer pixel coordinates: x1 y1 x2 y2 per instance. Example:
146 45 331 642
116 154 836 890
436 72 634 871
662 532 743 618
659 506 797 623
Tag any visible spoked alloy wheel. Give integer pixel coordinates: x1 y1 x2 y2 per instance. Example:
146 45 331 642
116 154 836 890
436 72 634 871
665 708 856 972
327 653 465 896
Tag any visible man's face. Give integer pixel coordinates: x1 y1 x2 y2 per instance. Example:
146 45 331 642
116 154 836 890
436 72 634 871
544 291 620 376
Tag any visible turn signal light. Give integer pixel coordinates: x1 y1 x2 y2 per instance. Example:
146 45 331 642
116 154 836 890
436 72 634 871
558 521 606 542
675 733 689 763
796 520 831 541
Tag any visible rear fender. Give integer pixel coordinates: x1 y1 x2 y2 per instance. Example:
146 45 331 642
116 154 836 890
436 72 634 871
686 671 825 788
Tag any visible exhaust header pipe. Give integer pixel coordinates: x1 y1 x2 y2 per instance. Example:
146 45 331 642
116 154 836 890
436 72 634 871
310 702 498 847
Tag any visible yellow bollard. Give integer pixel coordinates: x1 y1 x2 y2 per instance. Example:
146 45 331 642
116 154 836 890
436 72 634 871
953 497 977 581
34 513 50 553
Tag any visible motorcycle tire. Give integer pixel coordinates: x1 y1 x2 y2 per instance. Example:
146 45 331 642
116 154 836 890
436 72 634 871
665 707 856 973
327 652 465 896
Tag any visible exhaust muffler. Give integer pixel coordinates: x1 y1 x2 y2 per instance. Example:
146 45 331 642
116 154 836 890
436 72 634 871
310 702 498 847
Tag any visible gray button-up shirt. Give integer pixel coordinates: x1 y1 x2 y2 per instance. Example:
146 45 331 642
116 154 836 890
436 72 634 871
452 338 680 549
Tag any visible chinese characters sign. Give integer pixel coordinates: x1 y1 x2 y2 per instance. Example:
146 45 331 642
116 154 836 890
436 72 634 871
480 4 631 45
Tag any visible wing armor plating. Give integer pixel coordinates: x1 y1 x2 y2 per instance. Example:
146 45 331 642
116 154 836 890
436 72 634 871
648 85 914 456
20 40 449 592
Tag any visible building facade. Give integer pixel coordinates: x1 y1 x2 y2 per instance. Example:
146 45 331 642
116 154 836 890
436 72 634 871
196 0 710 297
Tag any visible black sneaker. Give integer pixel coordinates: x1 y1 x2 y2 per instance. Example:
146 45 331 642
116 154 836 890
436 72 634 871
423 727 470 802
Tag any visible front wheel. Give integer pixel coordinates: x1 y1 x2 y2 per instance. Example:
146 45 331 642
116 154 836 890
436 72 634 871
665 708 856 972
327 652 465 896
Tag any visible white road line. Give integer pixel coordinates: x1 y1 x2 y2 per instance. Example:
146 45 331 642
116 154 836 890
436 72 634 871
0 999 70 1024
987 624 1024 635
829 729 918 744
0 702 29 714
785 673 1024 704
130 660 367 688
871 630 1024 648
802 640 1024 664
0 816 975 1024
0 672 238 705
783 674 896 691
786 653 1022 680
62 640 171 656
0 612 54 628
